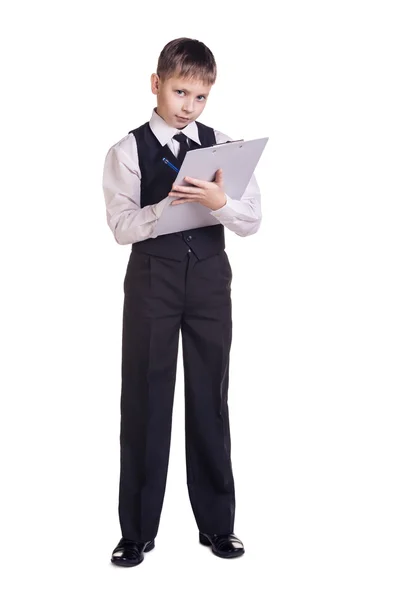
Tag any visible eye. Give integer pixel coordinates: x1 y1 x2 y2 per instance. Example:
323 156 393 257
175 90 206 101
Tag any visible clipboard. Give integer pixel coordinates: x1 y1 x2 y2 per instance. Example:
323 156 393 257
153 136 269 237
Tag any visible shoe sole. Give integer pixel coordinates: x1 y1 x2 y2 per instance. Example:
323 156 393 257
199 534 245 559
111 540 155 567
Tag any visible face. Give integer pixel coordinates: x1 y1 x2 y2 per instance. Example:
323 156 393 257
150 72 212 129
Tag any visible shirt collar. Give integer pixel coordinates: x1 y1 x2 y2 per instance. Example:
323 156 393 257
149 107 201 146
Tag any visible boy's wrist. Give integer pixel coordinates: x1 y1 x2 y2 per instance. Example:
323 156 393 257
212 192 228 211
210 193 229 213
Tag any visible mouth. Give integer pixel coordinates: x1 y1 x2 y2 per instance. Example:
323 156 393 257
176 116 189 122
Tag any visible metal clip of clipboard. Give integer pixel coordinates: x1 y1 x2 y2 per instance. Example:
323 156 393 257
212 139 244 145
211 139 244 152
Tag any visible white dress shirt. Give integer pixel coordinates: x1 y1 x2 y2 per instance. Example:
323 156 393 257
102 108 262 245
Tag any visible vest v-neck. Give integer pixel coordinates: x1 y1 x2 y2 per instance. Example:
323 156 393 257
160 142 179 167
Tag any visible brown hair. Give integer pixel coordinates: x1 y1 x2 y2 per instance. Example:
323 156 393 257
156 38 217 85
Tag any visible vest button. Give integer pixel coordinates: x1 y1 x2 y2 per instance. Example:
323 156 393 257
186 235 192 241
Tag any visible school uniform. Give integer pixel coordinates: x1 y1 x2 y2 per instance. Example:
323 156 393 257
102 108 261 544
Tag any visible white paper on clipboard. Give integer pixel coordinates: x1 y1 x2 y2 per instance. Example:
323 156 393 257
153 136 269 237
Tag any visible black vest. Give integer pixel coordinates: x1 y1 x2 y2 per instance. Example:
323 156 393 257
128 121 225 261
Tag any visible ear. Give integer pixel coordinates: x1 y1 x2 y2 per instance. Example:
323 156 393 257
150 73 159 95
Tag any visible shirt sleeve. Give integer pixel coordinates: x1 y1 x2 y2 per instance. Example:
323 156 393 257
102 136 170 245
208 129 263 237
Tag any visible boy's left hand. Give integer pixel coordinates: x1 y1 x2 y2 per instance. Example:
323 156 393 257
168 169 227 211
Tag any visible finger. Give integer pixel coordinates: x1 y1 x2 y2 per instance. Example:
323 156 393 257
171 198 199 205
170 189 205 198
184 177 210 188
171 184 202 192
214 169 224 182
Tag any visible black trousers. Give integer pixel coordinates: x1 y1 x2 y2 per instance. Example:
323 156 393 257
118 247 235 542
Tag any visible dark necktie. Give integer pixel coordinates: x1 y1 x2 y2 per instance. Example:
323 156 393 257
173 132 191 165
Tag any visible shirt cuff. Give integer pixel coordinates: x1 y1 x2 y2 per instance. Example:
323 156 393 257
153 196 171 219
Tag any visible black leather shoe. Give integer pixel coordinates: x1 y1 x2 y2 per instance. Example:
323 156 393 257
111 537 155 567
199 532 245 558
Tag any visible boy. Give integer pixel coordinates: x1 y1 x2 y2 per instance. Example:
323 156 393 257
102 37 261 567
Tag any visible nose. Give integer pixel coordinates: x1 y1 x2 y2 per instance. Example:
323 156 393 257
182 100 195 114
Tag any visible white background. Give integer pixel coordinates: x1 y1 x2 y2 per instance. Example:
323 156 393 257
1 0 399 598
